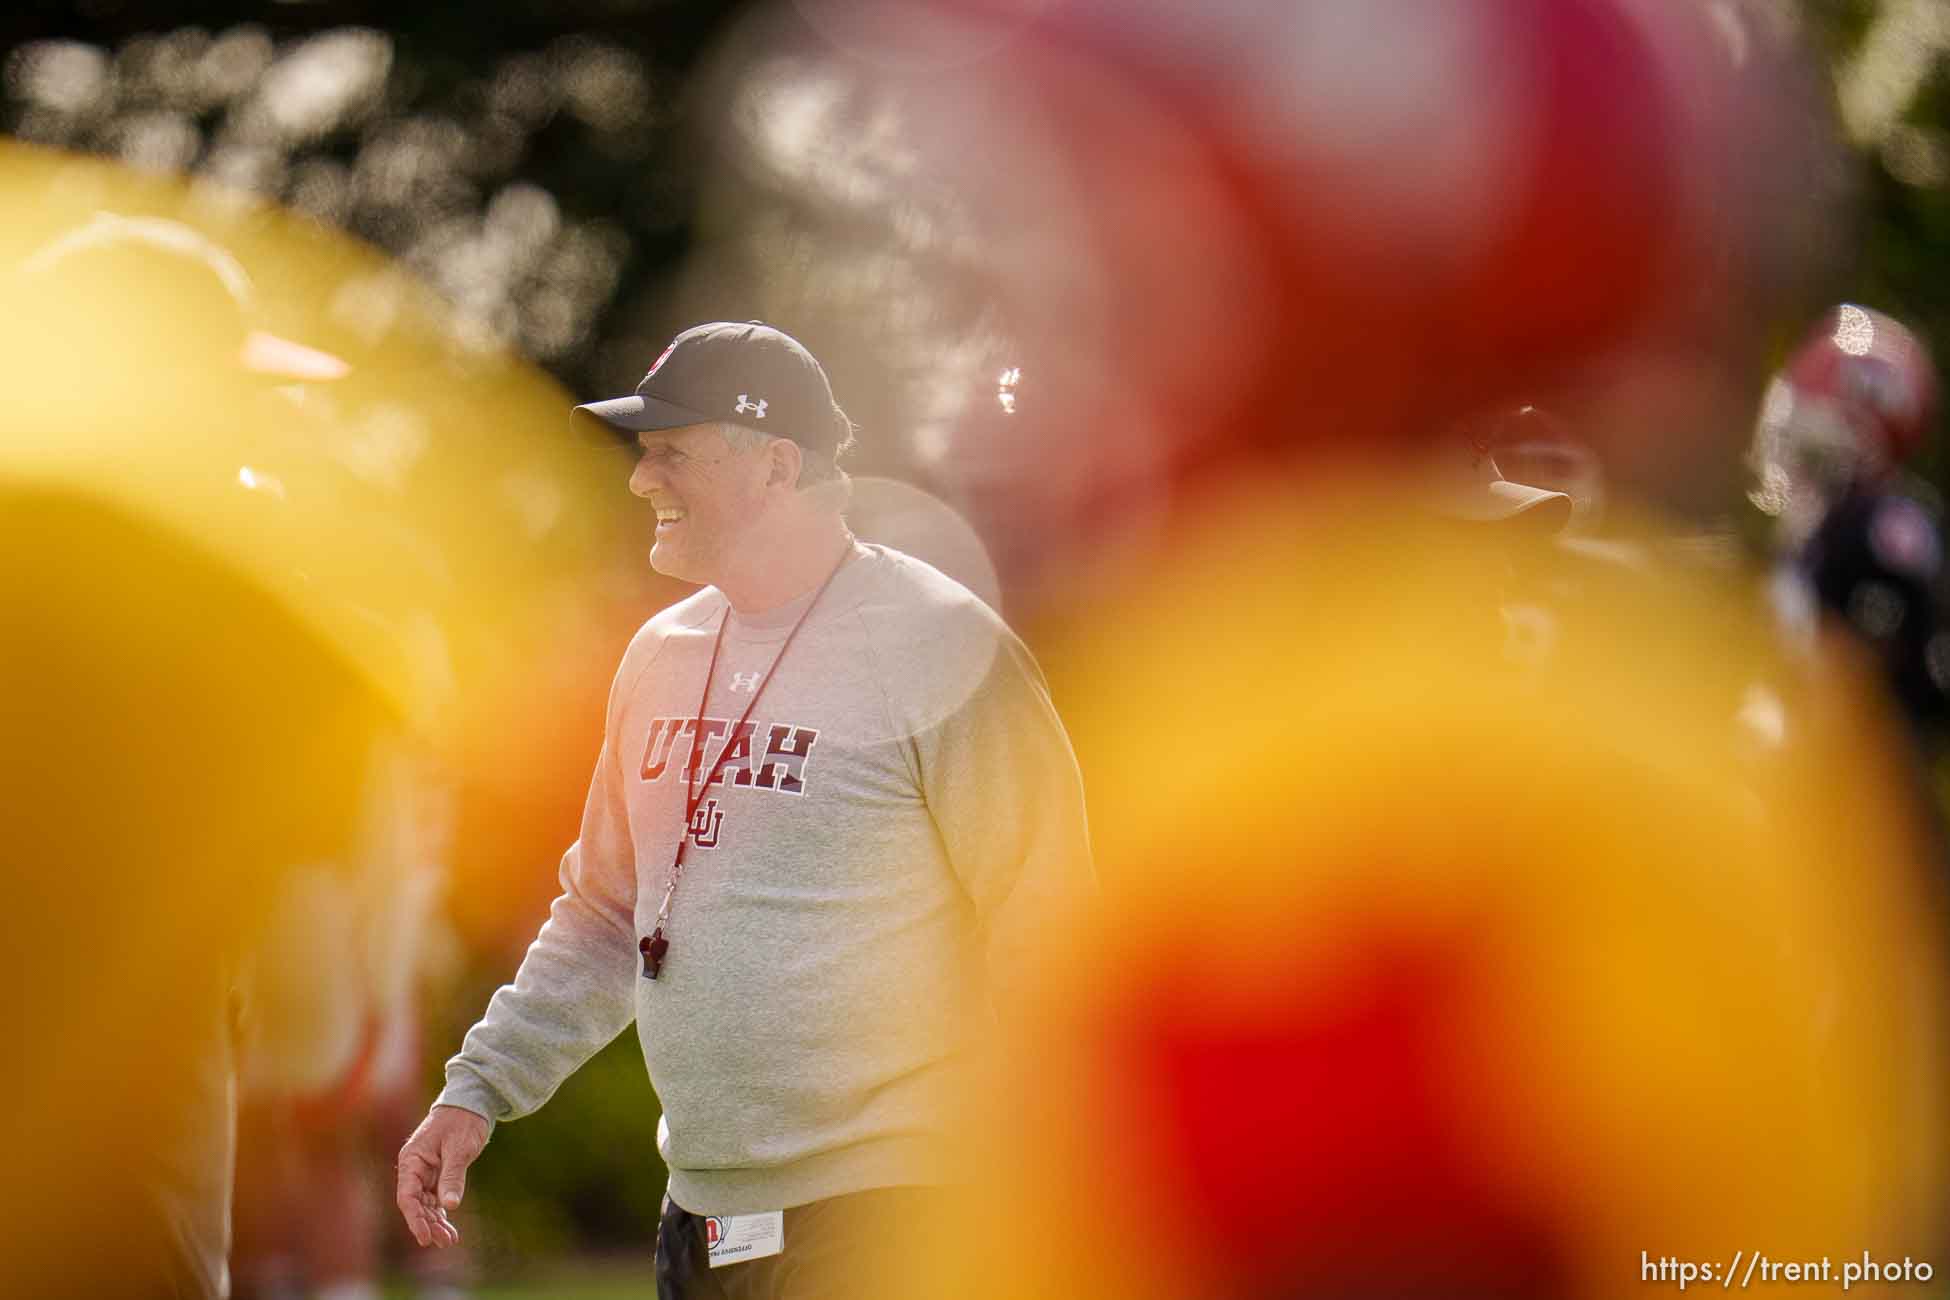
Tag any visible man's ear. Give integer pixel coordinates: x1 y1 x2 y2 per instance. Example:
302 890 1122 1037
767 438 803 489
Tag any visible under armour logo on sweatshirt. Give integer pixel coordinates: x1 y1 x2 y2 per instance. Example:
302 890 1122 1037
729 671 762 693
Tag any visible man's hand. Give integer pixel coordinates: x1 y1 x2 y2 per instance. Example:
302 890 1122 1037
395 1104 489 1248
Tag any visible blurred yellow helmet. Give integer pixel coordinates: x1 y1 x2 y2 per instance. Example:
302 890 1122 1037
940 483 1949 1300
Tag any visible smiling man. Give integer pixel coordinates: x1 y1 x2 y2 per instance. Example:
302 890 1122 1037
395 321 1093 1299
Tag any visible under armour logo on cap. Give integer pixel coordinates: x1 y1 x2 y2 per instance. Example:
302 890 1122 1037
572 321 853 459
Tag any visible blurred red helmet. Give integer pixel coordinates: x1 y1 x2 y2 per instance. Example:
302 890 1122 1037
914 0 1744 458
883 0 1847 563
1781 305 1939 466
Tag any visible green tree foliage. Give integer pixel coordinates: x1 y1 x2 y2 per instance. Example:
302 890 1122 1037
460 1031 667 1267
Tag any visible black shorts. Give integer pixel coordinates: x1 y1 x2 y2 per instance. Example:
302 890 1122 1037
654 1186 947 1300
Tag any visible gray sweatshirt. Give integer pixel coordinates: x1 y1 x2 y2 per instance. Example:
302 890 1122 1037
439 542 1092 1214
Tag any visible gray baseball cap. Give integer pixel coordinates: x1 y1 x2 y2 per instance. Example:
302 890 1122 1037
574 321 852 456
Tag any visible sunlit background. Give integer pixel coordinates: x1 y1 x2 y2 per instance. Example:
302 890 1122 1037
9 3 1949 487
0 0 1019 490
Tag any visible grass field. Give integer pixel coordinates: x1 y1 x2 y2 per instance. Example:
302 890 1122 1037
385 1267 658 1299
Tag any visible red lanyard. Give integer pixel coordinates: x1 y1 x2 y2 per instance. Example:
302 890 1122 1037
640 545 853 979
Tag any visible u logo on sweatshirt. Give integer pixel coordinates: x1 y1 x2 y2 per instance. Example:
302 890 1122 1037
688 799 725 849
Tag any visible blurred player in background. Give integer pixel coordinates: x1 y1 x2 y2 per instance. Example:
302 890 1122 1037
1480 405 1606 536
0 209 408 1300
1426 409 1574 536
0 145 635 1299
1757 304 1950 749
231 751 468 1300
395 322 1092 1300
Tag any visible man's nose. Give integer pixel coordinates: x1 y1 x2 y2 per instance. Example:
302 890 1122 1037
629 457 658 497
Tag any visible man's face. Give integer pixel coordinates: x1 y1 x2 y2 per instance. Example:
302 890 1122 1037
628 423 770 583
